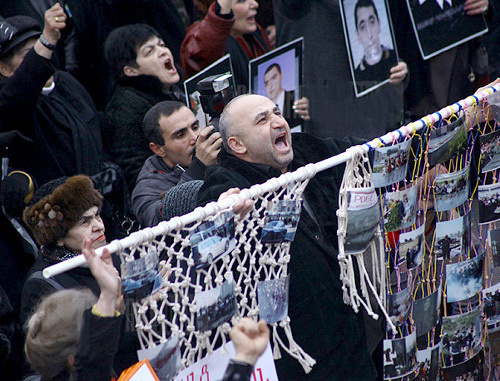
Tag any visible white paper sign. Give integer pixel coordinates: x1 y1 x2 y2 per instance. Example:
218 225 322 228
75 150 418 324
174 342 278 381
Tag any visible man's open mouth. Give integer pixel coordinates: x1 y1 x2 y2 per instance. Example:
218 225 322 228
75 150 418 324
274 133 288 149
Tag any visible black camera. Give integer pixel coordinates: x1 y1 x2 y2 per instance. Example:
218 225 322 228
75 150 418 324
196 73 235 132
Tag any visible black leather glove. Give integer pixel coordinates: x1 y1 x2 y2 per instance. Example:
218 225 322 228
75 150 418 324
0 172 32 218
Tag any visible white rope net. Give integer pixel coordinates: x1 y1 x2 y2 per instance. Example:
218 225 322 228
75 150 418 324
117 170 316 372
43 83 500 379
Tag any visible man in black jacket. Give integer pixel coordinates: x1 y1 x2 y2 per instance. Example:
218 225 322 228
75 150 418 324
132 101 221 226
197 94 377 380
0 4 104 187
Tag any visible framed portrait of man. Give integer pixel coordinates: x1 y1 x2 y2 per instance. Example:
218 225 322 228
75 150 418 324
249 38 304 132
339 0 399 97
406 0 488 60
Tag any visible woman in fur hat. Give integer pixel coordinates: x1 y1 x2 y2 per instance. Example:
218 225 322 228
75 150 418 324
19 175 106 327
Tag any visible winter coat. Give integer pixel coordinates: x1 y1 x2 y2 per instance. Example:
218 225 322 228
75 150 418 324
0 49 103 186
20 246 101 327
103 75 184 190
132 154 206 227
180 2 271 90
197 133 377 380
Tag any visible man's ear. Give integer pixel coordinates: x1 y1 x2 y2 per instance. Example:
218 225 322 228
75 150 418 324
0 60 13 78
227 136 247 155
149 142 166 157
123 65 140 77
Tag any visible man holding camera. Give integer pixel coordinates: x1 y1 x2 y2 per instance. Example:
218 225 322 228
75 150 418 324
132 101 222 227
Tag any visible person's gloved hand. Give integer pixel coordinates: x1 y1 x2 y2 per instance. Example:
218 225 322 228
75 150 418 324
0 172 34 218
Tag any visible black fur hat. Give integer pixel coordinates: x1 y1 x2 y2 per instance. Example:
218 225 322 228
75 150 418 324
23 175 103 247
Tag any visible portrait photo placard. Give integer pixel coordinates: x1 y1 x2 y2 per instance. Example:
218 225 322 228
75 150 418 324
249 38 304 132
183 54 236 129
339 0 399 97
406 0 488 60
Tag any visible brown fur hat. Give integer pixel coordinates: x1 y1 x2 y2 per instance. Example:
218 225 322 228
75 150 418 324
23 175 103 247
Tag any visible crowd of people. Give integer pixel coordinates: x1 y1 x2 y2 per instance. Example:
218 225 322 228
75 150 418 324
0 0 498 380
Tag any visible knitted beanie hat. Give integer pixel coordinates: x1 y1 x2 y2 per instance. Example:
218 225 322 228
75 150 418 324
23 175 103 247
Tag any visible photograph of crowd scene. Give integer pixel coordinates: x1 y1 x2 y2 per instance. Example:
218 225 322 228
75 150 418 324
488 227 500 267
195 277 237 333
478 182 500 224
480 129 500 173
261 200 301 244
121 250 162 301
383 185 418 232
415 342 441 381
388 284 412 326
257 276 290 324
433 164 470 212
413 285 441 337
383 331 417 379
398 224 425 270
249 38 304 132
345 188 381 253
428 117 467 166
442 306 482 368
372 140 411 188
483 282 500 330
440 341 484 380
445 253 483 303
435 213 470 260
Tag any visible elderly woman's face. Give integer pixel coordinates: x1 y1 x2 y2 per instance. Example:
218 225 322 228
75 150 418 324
58 206 106 252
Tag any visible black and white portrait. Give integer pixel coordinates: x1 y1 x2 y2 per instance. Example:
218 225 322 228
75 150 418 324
340 0 399 96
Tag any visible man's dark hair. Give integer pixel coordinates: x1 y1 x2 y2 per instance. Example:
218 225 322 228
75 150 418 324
354 0 379 30
143 101 186 145
104 24 161 81
264 63 282 76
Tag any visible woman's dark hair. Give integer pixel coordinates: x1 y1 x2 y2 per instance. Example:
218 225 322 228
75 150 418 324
104 23 161 81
